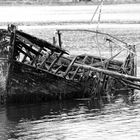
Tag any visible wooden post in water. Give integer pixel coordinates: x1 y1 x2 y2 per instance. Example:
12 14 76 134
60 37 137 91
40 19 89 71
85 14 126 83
57 30 62 48
53 36 56 46
9 25 17 60
133 45 137 77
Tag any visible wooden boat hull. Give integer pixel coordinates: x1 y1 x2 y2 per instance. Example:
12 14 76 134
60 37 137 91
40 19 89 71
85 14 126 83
6 61 92 103
0 25 139 104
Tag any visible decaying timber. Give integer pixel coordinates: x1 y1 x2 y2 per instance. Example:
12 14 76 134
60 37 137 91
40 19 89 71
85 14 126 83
0 25 139 104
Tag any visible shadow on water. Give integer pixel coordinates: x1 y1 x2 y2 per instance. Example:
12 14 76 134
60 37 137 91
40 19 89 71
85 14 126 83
2 100 102 139
6 99 101 122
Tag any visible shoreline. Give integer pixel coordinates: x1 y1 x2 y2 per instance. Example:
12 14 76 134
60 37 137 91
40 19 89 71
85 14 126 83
0 1 140 6
1 23 140 30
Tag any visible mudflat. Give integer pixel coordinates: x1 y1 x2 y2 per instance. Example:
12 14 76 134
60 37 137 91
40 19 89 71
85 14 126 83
0 4 140 25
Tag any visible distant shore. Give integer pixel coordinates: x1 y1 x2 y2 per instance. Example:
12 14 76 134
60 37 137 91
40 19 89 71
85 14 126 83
0 0 140 6
1 21 140 27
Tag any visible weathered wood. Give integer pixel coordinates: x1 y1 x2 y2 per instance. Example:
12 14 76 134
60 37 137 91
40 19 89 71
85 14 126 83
57 30 62 48
64 56 77 77
5 61 86 103
118 79 140 90
48 52 63 71
91 49 123 68
74 63 140 82
53 36 56 46
31 47 43 65
16 39 42 56
15 45 33 60
54 65 63 74
39 52 53 68
78 54 123 66
81 68 86 80
17 34 46 52
133 45 137 77
16 30 68 54
82 55 88 64
0 40 9 47
0 25 138 104
22 44 33 63
10 25 16 60
71 66 80 80
121 78 140 89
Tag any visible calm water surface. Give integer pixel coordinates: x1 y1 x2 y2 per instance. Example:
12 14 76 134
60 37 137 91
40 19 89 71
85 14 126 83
1 99 140 140
1 26 140 140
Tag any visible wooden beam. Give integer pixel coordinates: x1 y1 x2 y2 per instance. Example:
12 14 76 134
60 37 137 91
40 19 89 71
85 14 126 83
78 54 123 66
16 38 42 56
16 30 68 54
17 34 45 51
15 45 33 60
57 30 62 48
73 63 140 82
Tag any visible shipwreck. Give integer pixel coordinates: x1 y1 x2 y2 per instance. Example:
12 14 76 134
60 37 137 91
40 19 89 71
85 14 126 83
0 25 140 104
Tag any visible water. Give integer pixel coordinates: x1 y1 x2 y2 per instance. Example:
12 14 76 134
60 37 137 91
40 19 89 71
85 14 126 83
1 98 140 140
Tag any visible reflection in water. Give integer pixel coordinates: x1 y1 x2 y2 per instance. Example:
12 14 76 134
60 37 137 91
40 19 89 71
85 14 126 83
0 97 140 140
5 100 102 140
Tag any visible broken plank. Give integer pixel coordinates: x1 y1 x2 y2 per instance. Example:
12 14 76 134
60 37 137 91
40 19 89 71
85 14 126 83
74 63 140 82
16 30 68 54
48 52 63 71
16 38 42 56
15 45 33 60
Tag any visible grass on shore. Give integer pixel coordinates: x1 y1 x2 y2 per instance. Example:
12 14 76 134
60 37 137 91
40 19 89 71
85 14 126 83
0 20 140 27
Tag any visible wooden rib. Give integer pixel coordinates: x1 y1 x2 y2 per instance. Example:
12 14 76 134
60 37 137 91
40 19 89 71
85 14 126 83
16 38 42 56
39 52 53 68
71 66 80 80
16 43 33 62
48 52 63 71
54 65 63 74
16 46 33 60
63 56 77 77
31 47 43 65
82 55 88 64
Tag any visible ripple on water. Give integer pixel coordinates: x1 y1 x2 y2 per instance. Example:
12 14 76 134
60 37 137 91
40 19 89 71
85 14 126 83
0 98 139 140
